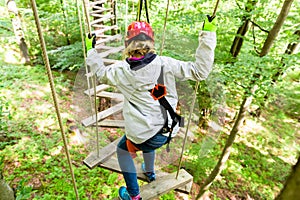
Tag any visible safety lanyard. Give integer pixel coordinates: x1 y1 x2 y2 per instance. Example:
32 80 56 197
136 0 150 23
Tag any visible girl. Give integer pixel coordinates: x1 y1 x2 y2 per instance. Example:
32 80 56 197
86 16 217 200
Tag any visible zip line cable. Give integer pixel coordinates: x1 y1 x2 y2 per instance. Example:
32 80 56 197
29 0 79 199
176 0 221 179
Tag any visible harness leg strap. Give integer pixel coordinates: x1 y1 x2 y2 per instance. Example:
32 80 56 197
126 139 140 158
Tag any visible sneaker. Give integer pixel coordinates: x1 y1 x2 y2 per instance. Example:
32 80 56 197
118 186 142 200
141 163 156 182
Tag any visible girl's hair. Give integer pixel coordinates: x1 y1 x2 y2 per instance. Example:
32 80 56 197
123 40 155 58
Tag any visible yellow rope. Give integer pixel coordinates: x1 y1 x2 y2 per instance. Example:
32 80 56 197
29 0 79 199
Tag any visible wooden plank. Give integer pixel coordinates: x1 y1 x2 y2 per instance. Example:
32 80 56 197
97 119 125 128
94 25 118 34
96 35 123 46
98 45 124 57
96 91 124 101
83 137 122 169
94 45 115 50
81 102 123 126
83 84 111 96
89 0 106 7
100 157 192 194
93 25 118 34
139 169 193 200
90 14 115 25
90 13 107 18
90 8 113 14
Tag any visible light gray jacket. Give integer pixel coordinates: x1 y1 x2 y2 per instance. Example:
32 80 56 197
86 31 216 144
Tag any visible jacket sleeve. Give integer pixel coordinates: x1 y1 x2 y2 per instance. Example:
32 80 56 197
163 31 216 81
86 49 119 85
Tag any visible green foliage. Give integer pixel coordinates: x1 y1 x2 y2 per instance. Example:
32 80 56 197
16 180 33 200
48 42 84 71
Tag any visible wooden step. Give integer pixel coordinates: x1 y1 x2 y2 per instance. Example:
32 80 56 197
96 91 124 101
139 169 193 199
101 156 193 195
83 138 193 194
90 13 110 18
89 0 106 7
98 45 124 57
96 34 123 45
97 119 125 128
95 45 115 50
83 137 122 169
90 14 115 25
90 7 113 14
81 102 123 126
93 25 119 35
84 84 111 96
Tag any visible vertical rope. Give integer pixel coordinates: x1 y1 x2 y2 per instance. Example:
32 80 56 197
159 0 170 56
76 0 94 123
175 0 221 179
29 0 79 199
82 0 91 33
176 81 199 178
82 0 100 157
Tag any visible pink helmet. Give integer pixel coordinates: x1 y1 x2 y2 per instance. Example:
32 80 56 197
125 21 154 47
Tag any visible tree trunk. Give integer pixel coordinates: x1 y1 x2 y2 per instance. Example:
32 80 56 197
196 87 256 199
230 0 258 57
275 155 300 200
260 0 294 57
196 0 294 198
6 0 30 65
0 173 15 200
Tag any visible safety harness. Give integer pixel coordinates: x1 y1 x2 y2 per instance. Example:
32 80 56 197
149 66 184 152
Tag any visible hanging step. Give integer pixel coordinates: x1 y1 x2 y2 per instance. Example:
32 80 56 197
81 102 123 127
84 84 111 96
101 157 193 195
89 0 106 7
93 25 119 35
83 138 193 194
90 13 114 18
90 14 115 25
138 169 193 199
98 45 124 57
96 91 124 101
83 137 122 169
90 7 113 14
96 34 123 45
97 119 125 128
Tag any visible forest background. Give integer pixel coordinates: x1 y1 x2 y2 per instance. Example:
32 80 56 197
0 0 299 199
